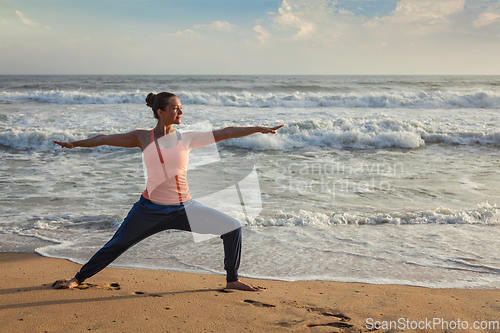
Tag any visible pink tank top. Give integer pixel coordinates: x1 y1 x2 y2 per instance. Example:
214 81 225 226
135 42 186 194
141 129 191 204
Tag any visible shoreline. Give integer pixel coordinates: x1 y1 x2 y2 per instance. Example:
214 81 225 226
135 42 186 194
33 252 500 291
1 252 499 332
6 231 498 291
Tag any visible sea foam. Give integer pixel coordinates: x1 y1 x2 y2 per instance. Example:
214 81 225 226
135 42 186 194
2 90 500 109
2 117 499 151
249 202 500 227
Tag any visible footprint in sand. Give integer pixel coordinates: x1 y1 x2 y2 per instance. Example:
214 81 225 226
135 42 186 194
305 306 350 321
277 302 355 331
243 299 275 308
306 322 354 328
133 291 162 297
52 280 121 290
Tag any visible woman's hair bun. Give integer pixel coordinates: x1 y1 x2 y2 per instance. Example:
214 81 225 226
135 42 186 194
145 93 156 108
145 91 176 119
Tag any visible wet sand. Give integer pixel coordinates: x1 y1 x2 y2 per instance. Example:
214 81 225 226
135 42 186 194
1 252 499 332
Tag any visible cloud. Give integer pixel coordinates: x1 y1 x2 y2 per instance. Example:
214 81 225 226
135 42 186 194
15 10 39 26
194 20 241 33
252 0 500 74
155 29 200 40
254 25 270 44
273 0 317 40
174 29 197 37
364 0 465 35
4 0 500 75
473 12 500 27
15 10 50 29
269 0 370 44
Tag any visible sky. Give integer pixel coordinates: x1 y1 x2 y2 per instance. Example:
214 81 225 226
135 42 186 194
1 0 500 75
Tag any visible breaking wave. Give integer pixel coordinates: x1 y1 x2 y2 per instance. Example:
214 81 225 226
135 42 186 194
2 90 500 109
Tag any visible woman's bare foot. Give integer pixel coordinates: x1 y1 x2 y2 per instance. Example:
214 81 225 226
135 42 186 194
65 277 80 288
225 280 259 291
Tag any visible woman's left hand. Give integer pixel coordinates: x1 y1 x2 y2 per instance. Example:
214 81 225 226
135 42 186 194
53 140 76 149
257 125 284 134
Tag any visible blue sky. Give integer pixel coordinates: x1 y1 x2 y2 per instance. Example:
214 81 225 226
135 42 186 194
1 0 500 74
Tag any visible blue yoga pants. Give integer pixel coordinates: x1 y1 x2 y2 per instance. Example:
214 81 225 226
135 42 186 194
74 195 242 283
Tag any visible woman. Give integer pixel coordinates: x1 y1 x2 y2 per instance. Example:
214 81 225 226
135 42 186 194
54 92 283 291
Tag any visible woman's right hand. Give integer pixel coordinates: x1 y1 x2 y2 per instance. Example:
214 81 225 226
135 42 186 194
53 140 76 149
257 125 284 134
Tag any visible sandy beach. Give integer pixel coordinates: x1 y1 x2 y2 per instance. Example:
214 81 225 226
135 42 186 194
0 252 498 332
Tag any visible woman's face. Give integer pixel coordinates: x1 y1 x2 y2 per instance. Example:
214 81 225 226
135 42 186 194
159 96 182 125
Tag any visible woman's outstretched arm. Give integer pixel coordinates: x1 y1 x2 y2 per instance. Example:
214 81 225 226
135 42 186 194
54 130 143 149
213 125 284 142
186 125 284 150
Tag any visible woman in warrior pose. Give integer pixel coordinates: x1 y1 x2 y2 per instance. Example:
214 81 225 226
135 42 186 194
54 92 283 291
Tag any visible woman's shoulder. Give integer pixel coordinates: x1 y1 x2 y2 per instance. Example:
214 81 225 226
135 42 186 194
132 129 152 139
180 130 216 150
131 129 153 151
134 129 152 135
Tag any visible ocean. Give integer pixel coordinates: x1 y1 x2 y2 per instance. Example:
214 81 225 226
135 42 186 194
0 75 499 289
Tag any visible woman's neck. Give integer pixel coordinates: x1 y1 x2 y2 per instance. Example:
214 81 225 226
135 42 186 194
154 122 175 137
